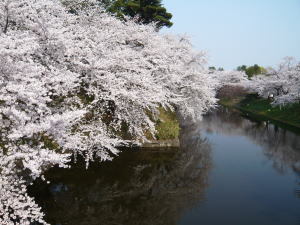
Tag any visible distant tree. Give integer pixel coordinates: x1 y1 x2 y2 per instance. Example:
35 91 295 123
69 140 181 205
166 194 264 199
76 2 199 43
246 64 267 78
103 0 173 29
247 57 300 105
237 65 247 72
217 67 224 71
210 70 248 90
209 66 216 71
236 64 266 78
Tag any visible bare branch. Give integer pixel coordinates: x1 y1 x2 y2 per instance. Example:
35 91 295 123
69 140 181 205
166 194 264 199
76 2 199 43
2 1 10 34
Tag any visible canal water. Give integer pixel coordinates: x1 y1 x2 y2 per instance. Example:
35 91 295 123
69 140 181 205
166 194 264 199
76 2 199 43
29 108 300 225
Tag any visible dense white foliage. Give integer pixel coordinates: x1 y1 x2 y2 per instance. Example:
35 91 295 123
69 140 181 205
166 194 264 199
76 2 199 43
211 57 300 105
210 70 248 89
0 0 216 223
0 174 48 225
248 57 300 104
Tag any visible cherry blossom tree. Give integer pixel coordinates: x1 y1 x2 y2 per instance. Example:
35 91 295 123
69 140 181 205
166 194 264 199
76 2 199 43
248 57 300 104
211 58 300 105
210 70 248 90
0 0 216 223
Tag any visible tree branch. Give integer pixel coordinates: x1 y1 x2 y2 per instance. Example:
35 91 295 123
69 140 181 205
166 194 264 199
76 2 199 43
3 1 9 34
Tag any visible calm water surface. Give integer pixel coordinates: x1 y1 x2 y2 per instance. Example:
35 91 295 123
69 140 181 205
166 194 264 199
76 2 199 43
29 108 300 225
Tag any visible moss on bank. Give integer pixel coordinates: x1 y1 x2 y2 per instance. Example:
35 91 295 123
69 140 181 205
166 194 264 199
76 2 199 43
219 94 300 129
155 108 180 140
115 106 180 144
144 107 180 141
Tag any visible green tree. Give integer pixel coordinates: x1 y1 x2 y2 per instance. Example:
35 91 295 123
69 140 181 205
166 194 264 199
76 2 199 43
236 64 267 78
237 65 247 72
246 64 267 78
103 0 173 29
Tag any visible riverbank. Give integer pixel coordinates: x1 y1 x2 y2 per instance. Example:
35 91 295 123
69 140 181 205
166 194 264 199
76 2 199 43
142 107 180 147
219 94 300 130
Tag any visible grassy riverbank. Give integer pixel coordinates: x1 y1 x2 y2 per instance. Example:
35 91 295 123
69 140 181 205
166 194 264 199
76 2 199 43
219 94 300 129
155 108 180 140
141 108 180 147
142 107 180 146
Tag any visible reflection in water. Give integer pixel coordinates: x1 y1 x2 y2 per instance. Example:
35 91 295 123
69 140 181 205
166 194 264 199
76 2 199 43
202 107 300 203
28 108 300 225
29 126 212 225
202 107 300 174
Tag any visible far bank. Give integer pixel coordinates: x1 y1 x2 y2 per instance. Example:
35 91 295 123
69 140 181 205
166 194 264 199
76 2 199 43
219 93 300 133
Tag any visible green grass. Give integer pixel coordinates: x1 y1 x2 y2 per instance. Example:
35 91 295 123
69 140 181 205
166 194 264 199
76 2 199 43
120 107 180 141
154 107 180 140
218 97 244 108
221 94 300 129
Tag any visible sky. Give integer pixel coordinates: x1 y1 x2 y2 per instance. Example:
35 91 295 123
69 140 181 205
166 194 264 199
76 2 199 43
162 0 300 70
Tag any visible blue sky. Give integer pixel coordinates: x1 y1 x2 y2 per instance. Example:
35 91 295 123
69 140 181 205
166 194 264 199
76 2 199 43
162 0 300 69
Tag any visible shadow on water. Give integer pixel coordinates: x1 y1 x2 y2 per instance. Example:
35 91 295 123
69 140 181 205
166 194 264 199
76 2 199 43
28 126 212 225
